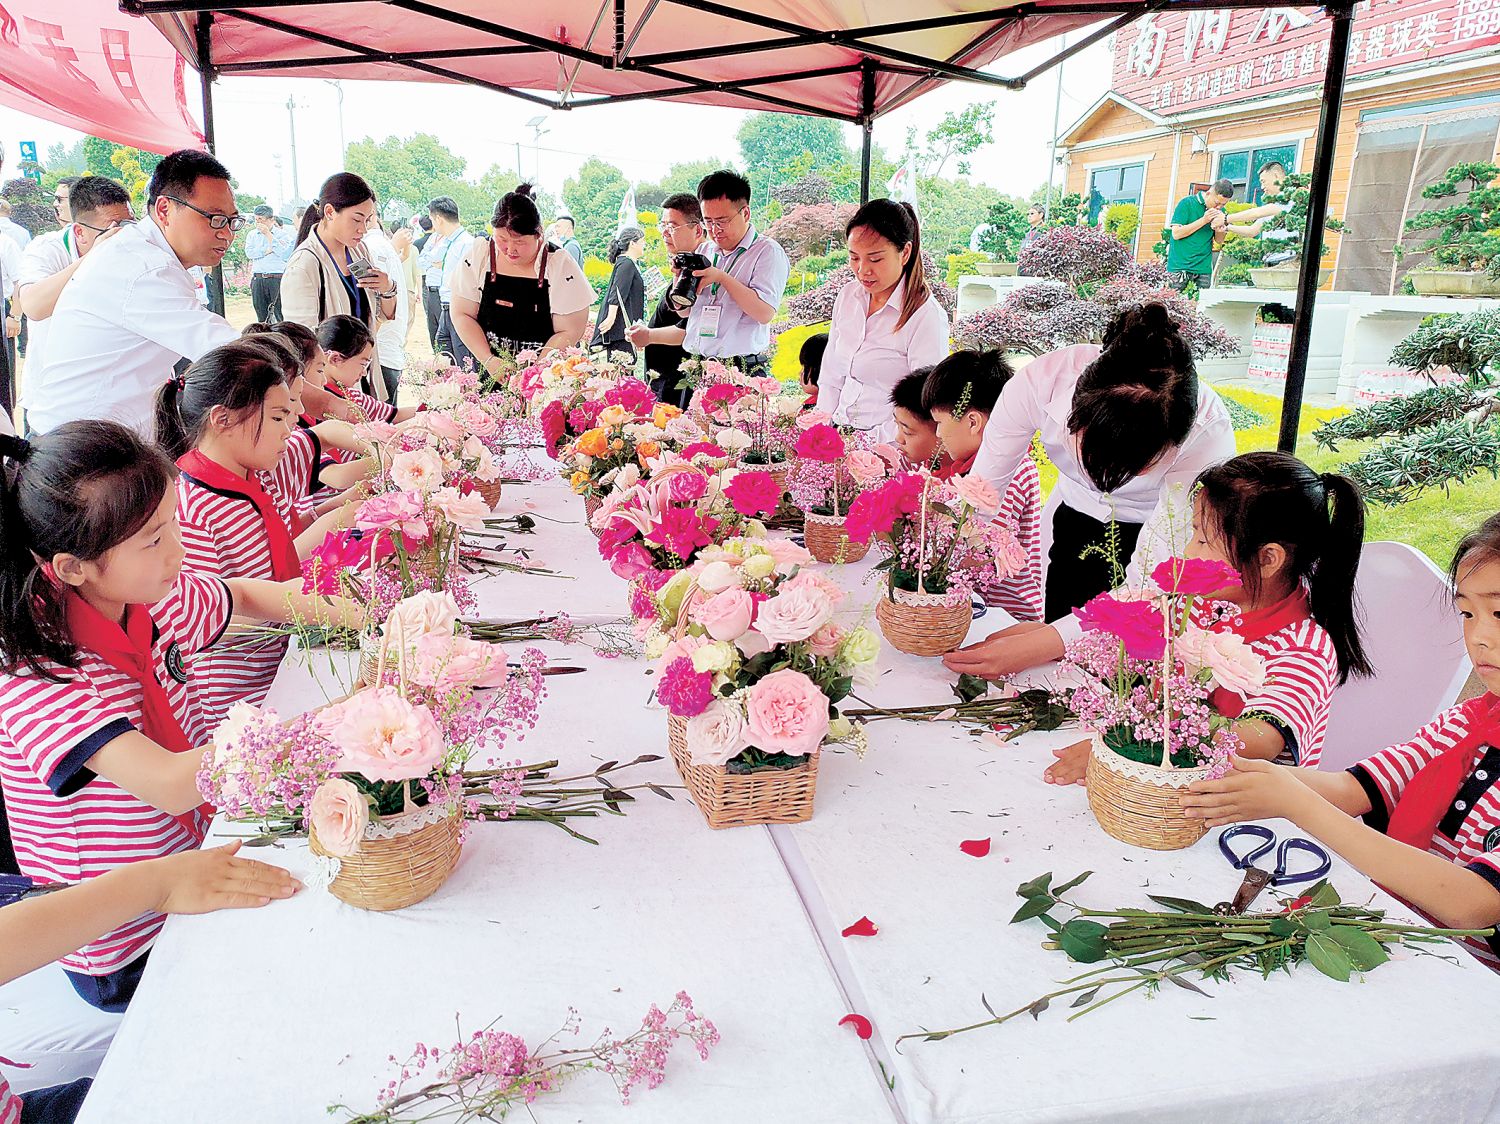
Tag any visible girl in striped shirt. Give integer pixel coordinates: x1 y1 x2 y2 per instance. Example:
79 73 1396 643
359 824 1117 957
317 315 419 426
0 423 357 1012
1046 452 1372 781
1183 513 1500 970
919 351 1044 623
156 342 362 729
0 843 300 1123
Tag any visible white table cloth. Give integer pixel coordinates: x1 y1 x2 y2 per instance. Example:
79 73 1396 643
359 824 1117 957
74 477 1500 1123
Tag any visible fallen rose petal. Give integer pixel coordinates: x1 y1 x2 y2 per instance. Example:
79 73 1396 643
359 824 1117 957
960 838 992 858
838 1013 874 1040
841 916 879 938
932 707 958 722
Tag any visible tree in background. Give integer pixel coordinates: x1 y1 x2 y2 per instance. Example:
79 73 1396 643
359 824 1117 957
635 159 728 211
915 174 1006 255
0 178 58 236
561 157 632 259
766 202 856 262
976 197 1030 260
916 104 995 178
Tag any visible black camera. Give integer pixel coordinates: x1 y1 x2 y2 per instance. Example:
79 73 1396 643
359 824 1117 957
668 252 712 314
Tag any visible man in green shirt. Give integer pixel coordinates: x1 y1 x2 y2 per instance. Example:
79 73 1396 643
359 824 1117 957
1166 177 1265 293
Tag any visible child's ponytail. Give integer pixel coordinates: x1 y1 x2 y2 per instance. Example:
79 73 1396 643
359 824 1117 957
0 423 176 679
1195 451 1372 684
154 341 289 462
1309 471 1374 683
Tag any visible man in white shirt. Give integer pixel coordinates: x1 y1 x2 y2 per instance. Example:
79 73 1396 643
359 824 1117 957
0 199 30 249
16 176 135 380
362 219 409 402
23 150 242 436
434 210 474 364
629 170 788 379
418 197 465 353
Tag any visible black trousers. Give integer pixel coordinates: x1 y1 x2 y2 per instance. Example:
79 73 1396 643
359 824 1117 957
250 273 283 323
380 364 402 404
1045 502 1145 623
18 1077 92 1124
422 286 443 348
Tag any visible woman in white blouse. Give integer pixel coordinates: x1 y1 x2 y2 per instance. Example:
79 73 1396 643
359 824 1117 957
818 199 949 439
944 303 1236 679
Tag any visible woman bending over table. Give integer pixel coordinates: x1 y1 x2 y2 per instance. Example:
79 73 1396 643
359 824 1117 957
943 303 1235 680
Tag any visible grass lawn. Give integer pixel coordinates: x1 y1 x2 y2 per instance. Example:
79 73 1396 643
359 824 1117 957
1219 387 1499 568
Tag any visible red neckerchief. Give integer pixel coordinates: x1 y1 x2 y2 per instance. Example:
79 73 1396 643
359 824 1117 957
176 450 301 581
934 451 975 482
1206 588 1312 717
64 591 206 836
1209 588 1312 643
1387 693 1500 851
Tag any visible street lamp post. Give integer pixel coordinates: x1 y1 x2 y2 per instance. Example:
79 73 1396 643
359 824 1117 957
526 114 549 184
325 79 347 167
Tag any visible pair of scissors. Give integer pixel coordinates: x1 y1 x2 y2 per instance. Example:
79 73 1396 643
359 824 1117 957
1214 825 1331 915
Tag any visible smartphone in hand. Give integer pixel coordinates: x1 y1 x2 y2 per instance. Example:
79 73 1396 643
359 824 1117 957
348 257 374 279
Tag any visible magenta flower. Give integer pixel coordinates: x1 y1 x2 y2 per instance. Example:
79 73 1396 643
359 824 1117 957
646 507 714 560
723 470 782 518
607 542 658 582
1151 557 1240 597
539 400 566 454
666 472 709 503
795 423 846 463
658 657 715 717
1076 592 1166 661
680 441 727 461
604 379 656 417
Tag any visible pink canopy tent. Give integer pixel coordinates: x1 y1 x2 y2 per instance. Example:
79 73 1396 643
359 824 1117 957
17 0 1361 451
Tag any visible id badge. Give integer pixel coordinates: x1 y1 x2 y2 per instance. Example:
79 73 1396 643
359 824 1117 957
697 304 722 340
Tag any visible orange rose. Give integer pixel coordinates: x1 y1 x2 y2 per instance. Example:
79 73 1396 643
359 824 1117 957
569 469 590 494
576 427 609 457
610 437 626 451
598 404 631 428
636 440 661 462
653 404 683 428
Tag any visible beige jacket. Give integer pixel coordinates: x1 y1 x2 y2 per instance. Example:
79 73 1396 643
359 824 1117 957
279 231 387 333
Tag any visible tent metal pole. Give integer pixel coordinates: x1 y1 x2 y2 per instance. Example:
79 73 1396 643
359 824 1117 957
859 60 876 203
1277 1 1354 454
195 13 226 316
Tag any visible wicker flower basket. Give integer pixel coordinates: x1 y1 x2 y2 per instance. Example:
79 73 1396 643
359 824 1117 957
583 492 606 539
804 512 870 564
875 587 971 657
309 802 463 910
1084 733 1211 851
737 455 792 496
474 478 503 509
668 715 819 829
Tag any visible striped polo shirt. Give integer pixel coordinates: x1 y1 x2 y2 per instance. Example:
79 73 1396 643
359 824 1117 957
176 432 318 728
1351 703 1500 971
0 572 231 975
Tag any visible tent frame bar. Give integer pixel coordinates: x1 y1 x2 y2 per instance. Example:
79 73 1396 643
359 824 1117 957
156 0 1357 447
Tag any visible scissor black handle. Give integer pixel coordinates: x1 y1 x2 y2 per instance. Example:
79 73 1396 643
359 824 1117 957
1271 837 1332 886
1218 824 1275 869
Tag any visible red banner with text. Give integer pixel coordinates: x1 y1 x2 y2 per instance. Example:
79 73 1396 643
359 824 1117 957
0 0 203 156
1112 1 1500 117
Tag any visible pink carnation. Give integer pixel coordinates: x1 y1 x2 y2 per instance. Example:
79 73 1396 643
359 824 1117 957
1152 558 1241 597
658 657 715 718
1076 592 1166 661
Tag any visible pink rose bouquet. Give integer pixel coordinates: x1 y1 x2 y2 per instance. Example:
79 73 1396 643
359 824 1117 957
593 462 758 584
1058 557 1264 774
643 537 878 770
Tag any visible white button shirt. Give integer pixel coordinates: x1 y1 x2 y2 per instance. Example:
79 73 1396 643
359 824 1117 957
683 227 789 359
438 230 475 305
970 343 1237 641
15 227 78 376
363 226 409 372
820 277 950 435
23 217 237 436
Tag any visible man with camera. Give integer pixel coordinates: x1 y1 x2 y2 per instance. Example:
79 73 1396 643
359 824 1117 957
630 192 702 405
629 170 788 389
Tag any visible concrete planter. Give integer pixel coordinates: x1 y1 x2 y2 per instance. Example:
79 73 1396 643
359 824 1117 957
1408 270 1500 297
974 261 1019 276
1249 264 1332 289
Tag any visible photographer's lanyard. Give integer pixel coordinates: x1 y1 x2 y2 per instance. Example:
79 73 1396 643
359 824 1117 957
317 229 366 318
709 231 756 296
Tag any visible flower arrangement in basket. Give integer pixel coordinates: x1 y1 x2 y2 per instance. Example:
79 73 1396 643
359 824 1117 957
196 605 549 911
787 423 892 564
848 471 1024 657
355 410 506 511
593 456 764 592
645 536 879 828
529 350 631 459
1058 558 1268 852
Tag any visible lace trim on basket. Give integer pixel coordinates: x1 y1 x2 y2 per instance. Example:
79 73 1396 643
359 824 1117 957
890 585 969 609
365 803 456 840
306 854 341 891
1089 734 1213 786
804 511 847 527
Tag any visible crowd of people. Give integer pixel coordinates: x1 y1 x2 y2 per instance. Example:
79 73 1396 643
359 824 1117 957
0 143 1498 1124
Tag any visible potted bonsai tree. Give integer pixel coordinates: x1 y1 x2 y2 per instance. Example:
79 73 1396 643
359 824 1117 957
975 197 1029 276
1400 161 1500 297
1219 172 1341 289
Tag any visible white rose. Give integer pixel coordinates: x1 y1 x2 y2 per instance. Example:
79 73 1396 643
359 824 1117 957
386 590 461 645
742 553 775 580
717 429 753 453
756 585 835 645
390 448 446 494
425 382 461 408
772 395 803 418
840 626 881 666
696 560 742 594
686 698 749 767
690 641 737 675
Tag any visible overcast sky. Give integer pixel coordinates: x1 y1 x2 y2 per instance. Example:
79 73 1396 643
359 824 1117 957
1 33 1111 211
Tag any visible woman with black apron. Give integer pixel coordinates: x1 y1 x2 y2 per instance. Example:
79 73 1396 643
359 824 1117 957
943 303 1237 680
449 184 594 379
